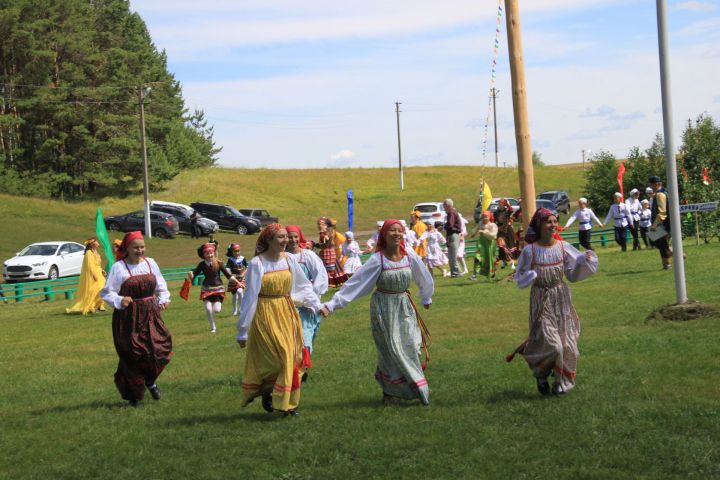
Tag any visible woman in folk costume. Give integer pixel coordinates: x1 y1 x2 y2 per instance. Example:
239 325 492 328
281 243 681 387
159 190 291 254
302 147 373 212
506 209 598 396
564 198 604 251
226 243 248 316
324 220 434 405
341 231 363 276
469 211 498 281
456 213 470 275
420 222 450 277
495 198 518 270
66 237 106 315
285 225 329 382
237 224 327 416
314 218 348 287
188 243 238 333
604 192 633 252
100 231 172 407
410 210 428 260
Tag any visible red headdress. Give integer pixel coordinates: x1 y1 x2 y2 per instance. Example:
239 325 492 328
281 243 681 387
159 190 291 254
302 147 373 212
255 223 285 256
286 225 309 249
481 210 494 223
115 231 143 261
226 243 241 258
524 208 561 244
376 219 407 255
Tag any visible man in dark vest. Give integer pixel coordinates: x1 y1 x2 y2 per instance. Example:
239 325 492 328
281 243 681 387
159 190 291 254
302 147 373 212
648 175 673 270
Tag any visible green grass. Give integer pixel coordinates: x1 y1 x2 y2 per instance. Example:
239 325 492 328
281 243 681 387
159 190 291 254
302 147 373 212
0 164 586 268
1 239 719 479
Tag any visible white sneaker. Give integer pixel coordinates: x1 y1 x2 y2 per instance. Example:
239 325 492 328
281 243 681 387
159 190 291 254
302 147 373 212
210 328 217 333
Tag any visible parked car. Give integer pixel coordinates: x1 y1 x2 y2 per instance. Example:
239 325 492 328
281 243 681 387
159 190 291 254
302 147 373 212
104 210 180 238
190 202 262 235
486 197 521 214
150 201 219 236
537 191 571 214
534 198 559 217
413 202 447 226
237 208 279 227
3 241 85 282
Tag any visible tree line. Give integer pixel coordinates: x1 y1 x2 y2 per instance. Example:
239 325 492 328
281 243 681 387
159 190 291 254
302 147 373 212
0 0 220 199
583 114 719 242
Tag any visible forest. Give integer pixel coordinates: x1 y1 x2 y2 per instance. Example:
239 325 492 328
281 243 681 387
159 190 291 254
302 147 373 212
0 0 219 199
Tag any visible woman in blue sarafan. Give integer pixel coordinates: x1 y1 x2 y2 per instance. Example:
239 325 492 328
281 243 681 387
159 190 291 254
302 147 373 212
285 225 328 382
325 219 434 405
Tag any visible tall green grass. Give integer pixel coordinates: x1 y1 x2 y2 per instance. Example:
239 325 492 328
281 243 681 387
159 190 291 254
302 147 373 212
1 240 718 479
1 164 586 268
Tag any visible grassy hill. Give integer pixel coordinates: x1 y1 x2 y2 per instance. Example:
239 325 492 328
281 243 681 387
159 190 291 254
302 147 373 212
1 164 586 267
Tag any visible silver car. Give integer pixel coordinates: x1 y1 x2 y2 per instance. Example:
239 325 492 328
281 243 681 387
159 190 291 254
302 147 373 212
3 241 85 282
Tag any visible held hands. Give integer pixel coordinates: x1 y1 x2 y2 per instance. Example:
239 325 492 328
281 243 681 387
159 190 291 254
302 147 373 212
319 306 330 317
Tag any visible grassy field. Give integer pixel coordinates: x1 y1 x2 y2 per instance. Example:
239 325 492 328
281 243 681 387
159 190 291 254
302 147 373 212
0 164 586 267
1 238 719 479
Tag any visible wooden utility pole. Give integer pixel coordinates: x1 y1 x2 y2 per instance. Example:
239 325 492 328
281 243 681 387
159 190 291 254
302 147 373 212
504 0 535 226
395 101 404 191
491 87 499 168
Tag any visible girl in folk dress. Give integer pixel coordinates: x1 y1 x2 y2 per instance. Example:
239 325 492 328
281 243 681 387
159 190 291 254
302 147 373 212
100 231 172 407
188 244 237 333
226 243 248 316
324 220 434 405
66 237 106 315
564 198 604 251
419 222 450 277
495 199 518 270
457 213 470 275
237 224 327 416
507 209 598 396
314 220 348 288
286 225 329 382
341 231 363 276
469 212 498 281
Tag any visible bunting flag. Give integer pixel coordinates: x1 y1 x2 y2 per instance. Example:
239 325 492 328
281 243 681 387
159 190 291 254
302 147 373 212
95 208 114 271
481 1 504 164
617 162 626 199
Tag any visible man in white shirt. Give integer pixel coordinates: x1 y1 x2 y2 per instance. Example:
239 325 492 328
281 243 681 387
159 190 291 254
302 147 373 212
564 198 603 251
625 189 642 250
604 192 634 252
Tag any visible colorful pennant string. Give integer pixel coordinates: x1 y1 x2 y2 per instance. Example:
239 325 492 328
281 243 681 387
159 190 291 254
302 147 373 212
481 1 504 164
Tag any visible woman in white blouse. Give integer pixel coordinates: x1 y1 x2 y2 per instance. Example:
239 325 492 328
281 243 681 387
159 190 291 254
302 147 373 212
507 209 598 396
100 231 172 407
324 220 435 405
236 224 327 416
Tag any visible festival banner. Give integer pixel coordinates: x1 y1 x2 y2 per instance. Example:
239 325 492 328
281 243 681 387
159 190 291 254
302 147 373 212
347 189 354 231
617 162 626 199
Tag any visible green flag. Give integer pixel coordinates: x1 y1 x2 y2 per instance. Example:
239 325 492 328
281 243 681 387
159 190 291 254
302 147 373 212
95 208 114 271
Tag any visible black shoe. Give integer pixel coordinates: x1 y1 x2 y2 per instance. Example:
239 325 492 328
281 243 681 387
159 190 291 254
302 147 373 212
261 393 273 413
147 384 161 400
551 384 566 395
282 410 300 417
536 377 550 396
128 398 140 408
301 372 308 384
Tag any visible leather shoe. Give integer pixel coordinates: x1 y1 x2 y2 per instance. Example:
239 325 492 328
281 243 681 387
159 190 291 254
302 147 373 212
147 384 161 400
536 377 550 396
282 410 299 417
261 393 273 413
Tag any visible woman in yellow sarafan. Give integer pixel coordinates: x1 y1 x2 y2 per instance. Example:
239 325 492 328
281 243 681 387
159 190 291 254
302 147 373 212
66 238 106 315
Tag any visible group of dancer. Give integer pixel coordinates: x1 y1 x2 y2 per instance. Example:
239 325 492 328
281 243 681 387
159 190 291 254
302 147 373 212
57 173 678 413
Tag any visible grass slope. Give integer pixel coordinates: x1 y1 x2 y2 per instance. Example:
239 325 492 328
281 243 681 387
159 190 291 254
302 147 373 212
1 241 719 479
0 164 586 268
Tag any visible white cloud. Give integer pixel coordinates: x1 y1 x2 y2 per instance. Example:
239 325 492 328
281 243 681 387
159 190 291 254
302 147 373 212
675 1 716 12
330 149 356 161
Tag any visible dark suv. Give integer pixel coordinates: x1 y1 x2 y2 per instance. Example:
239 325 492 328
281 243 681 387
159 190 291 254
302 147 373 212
150 203 219 236
104 210 180 238
190 202 262 235
537 191 571 214
237 209 279 226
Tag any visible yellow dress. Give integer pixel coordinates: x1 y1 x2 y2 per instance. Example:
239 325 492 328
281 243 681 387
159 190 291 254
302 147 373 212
412 221 428 257
241 268 305 412
66 250 105 315
333 231 346 267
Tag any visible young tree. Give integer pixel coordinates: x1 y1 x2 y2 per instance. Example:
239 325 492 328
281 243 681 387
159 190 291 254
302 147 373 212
582 150 618 217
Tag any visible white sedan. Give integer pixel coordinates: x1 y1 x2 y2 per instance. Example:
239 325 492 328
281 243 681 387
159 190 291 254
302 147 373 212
3 241 86 282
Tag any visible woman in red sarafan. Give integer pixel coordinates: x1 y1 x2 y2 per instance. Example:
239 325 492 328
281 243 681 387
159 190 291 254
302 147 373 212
100 231 173 407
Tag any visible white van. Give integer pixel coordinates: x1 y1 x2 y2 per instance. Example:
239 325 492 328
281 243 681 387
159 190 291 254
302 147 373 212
413 202 447 226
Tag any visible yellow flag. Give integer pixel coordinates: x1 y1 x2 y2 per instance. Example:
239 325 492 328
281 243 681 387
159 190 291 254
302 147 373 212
481 181 493 213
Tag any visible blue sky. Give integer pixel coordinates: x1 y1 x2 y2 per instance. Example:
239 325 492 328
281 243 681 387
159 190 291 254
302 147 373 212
130 0 720 169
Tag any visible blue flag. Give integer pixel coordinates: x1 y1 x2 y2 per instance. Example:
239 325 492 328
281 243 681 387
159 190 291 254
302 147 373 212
347 189 354 231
